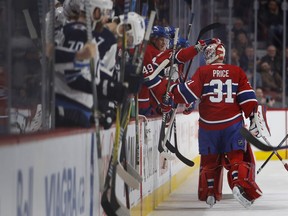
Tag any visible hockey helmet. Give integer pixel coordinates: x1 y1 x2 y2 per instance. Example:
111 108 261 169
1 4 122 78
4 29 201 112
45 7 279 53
204 41 225 64
55 6 66 28
117 12 145 48
151 25 169 39
167 36 190 49
165 26 176 39
89 0 114 21
63 0 83 19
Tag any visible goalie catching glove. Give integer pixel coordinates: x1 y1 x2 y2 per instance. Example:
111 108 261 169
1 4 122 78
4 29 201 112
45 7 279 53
249 105 271 138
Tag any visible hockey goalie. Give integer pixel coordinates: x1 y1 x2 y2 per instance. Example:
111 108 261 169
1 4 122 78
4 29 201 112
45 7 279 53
162 39 271 208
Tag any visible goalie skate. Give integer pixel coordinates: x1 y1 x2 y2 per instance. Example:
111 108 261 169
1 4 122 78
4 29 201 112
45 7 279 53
206 195 216 208
232 186 254 208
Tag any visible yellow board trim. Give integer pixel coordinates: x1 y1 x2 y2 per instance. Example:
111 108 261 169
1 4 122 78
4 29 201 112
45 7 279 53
130 156 200 216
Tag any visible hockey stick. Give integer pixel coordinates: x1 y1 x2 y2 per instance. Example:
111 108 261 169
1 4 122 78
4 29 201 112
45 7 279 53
186 12 194 40
115 9 156 189
23 9 38 40
183 22 223 81
102 7 157 216
240 127 288 151
257 134 288 174
162 23 222 161
162 23 223 135
84 0 104 192
101 108 130 216
165 113 195 167
134 10 156 175
259 136 288 171
157 28 180 160
173 119 194 166
117 10 156 186
116 100 141 189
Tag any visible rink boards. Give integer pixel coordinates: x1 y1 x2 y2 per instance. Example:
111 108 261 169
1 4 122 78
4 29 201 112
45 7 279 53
0 110 287 216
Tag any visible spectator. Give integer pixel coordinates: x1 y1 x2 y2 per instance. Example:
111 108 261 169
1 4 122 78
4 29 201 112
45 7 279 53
259 61 282 102
231 48 240 66
233 31 252 57
255 87 275 107
239 46 262 88
232 18 248 43
259 44 282 75
233 1 253 29
258 0 283 48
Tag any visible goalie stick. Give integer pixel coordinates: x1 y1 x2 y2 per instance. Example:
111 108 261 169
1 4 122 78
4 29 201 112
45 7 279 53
240 127 288 151
257 133 288 174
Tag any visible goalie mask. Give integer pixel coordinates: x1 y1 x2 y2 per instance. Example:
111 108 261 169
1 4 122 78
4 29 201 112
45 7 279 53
117 12 145 48
204 42 225 65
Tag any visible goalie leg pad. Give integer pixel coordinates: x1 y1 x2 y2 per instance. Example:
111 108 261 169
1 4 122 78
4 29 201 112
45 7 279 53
198 154 223 201
225 150 262 201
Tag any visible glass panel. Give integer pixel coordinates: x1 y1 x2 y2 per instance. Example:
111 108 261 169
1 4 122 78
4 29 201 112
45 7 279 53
0 0 54 135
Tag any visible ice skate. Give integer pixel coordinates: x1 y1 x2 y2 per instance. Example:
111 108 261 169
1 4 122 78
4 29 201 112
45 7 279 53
232 185 254 208
206 195 216 208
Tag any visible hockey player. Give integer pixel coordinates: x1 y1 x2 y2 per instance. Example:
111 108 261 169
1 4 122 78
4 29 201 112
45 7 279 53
138 25 169 116
146 38 219 116
164 39 266 208
54 0 144 128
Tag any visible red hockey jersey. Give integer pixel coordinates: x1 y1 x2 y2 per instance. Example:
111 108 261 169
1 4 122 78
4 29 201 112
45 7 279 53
172 63 258 130
140 45 199 109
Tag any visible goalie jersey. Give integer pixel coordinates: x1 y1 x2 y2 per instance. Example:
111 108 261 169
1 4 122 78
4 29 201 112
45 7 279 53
172 63 258 130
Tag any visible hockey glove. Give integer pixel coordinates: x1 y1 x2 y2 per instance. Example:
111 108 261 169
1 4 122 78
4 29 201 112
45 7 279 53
98 99 116 130
195 40 207 52
102 80 128 104
183 102 194 115
195 38 222 52
124 63 144 94
161 92 174 114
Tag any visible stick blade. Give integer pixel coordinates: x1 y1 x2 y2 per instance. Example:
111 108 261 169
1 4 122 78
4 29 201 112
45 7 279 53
101 184 130 216
240 127 272 151
117 164 140 189
166 140 176 153
175 151 195 167
126 163 142 182
197 22 224 41
160 151 175 160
